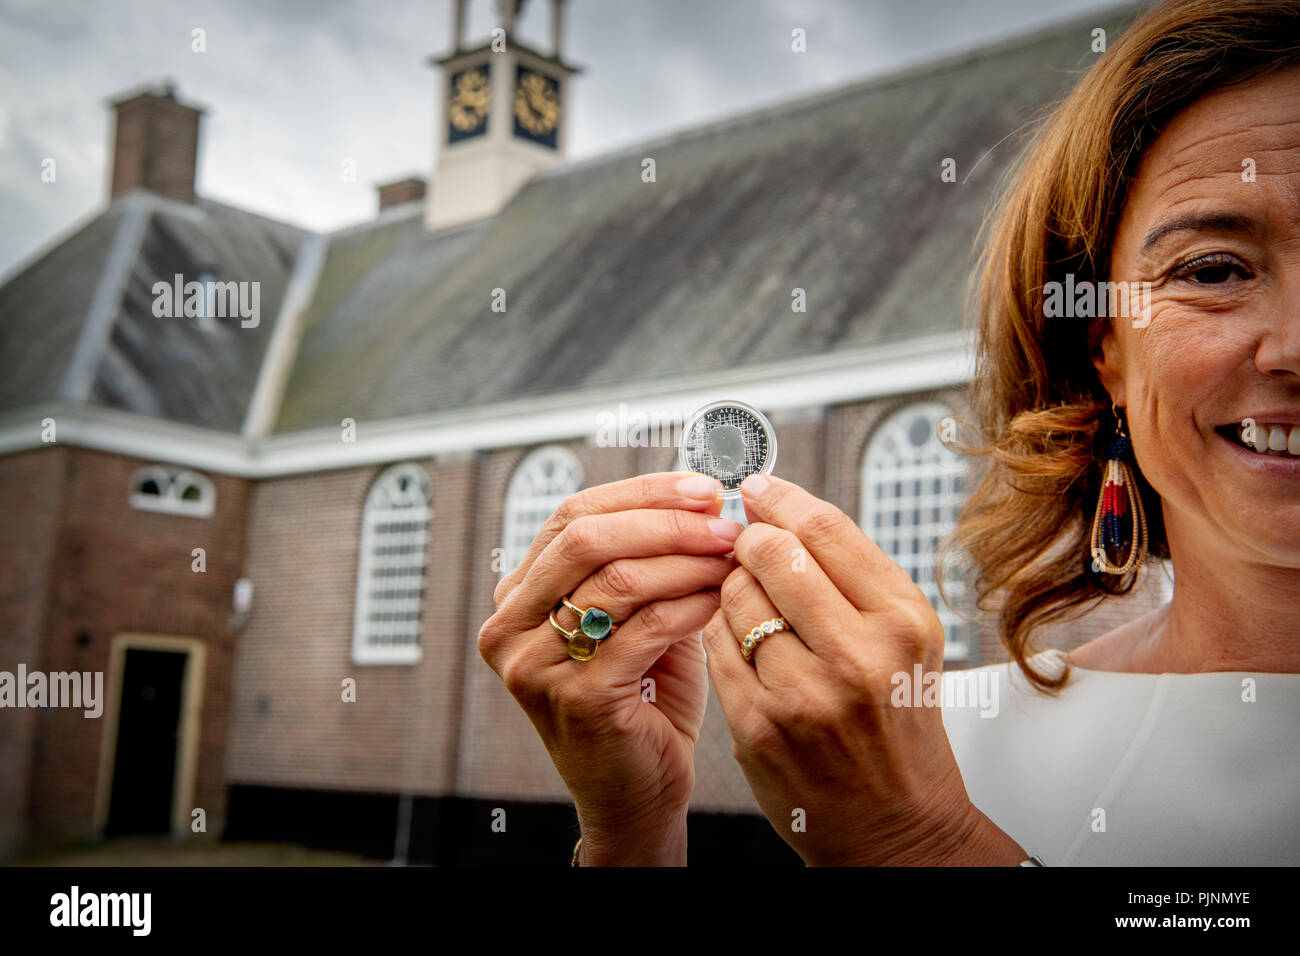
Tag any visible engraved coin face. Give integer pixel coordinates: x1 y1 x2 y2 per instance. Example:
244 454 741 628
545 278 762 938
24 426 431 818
678 400 778 498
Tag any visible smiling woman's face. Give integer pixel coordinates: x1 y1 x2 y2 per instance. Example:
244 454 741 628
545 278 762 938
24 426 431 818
1094 64 1300 571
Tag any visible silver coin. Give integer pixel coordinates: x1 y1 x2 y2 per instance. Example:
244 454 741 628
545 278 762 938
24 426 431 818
678 400 778 498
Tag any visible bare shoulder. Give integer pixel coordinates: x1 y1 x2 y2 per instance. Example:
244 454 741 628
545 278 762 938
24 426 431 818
1066 601 1172 672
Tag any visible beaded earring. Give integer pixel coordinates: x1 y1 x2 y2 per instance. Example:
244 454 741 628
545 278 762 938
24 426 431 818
1090 404 1148 576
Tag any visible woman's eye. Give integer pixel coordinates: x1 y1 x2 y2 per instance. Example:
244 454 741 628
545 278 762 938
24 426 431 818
1170 253 1252 284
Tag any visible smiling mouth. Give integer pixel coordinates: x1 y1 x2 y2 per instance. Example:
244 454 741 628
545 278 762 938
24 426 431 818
1218 423 1300 459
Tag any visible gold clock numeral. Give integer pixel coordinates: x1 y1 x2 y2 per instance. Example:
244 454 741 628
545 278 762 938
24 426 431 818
450 68 490 132
514 70 559 136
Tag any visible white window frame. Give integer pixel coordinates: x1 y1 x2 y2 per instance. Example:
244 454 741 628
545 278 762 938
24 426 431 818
129 465 215 517
352 463 432 665
860 401 971 660
501 445 584 575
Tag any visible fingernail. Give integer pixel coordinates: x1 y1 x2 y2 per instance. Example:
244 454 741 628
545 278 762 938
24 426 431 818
707 518 744 542
740 474 769 496
677 474 721 499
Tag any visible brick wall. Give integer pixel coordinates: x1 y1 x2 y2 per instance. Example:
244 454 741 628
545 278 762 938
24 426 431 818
212 436 781 815
3 388 1171 857
0 447 66 860
226 454 478 796
2 446 249 854
376 178 427 212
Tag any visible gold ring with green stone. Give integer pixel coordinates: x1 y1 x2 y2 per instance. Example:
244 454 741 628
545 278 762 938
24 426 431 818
549 596 620 661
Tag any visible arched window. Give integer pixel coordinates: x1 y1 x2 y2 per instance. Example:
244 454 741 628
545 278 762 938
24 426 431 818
129 465 215 517
501 446 584 574
353 463 432 664
860 402 971 660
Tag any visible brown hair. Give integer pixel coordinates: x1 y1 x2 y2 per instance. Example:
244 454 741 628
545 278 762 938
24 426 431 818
944 0 1300 692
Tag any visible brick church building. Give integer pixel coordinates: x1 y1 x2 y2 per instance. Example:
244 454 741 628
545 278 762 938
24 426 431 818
0 1 1166 864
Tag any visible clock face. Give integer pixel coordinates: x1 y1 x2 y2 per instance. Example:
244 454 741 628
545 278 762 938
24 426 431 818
513 67 560 148
448 66 490 143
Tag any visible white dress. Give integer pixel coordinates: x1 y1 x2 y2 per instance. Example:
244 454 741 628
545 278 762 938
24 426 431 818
941 648 1300 865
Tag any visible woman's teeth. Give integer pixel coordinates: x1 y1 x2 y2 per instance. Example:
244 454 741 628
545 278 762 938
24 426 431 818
1234 423 1300 457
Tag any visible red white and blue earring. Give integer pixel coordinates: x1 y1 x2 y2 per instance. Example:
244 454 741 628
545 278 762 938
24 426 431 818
1090 403 1148 576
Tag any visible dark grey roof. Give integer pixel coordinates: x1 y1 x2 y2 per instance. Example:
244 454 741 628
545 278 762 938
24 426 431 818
272 6 1139 434
0 191 305 430
0 203 128 413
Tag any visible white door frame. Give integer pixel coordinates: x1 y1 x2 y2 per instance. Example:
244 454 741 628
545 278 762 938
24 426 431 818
93 633 206 838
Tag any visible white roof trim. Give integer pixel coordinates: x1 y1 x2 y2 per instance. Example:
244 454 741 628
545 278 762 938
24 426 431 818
0 403 250 473
58 194 152 402
0 331 972 478
242 232 329 438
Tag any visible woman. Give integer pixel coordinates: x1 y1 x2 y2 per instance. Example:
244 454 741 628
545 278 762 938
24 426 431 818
478 0 1300 865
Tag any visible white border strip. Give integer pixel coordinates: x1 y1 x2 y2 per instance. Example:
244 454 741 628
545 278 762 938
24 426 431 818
58 194 152 401
0 332 972 478
243 232 328 438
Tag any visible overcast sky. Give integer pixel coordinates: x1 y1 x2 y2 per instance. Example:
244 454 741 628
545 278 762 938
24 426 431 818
0 0 1130 280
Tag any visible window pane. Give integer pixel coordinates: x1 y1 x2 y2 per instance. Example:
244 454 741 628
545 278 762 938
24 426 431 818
354 464 431 663
502 446 584 574
860 403 971 660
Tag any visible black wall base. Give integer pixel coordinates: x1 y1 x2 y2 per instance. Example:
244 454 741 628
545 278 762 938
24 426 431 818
224 785 802 866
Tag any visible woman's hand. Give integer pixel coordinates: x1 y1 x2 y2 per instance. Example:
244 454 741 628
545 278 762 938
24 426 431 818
702 474 1027 866
478 472 744 865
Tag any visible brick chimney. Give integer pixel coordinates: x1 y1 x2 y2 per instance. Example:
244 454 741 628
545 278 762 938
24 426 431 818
108 81 204 204
376 176 427 212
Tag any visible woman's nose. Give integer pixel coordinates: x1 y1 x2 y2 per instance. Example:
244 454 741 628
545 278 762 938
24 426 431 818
1255 278 1300 378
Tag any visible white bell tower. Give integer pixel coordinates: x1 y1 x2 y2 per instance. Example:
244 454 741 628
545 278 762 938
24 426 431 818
426 0 580 230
